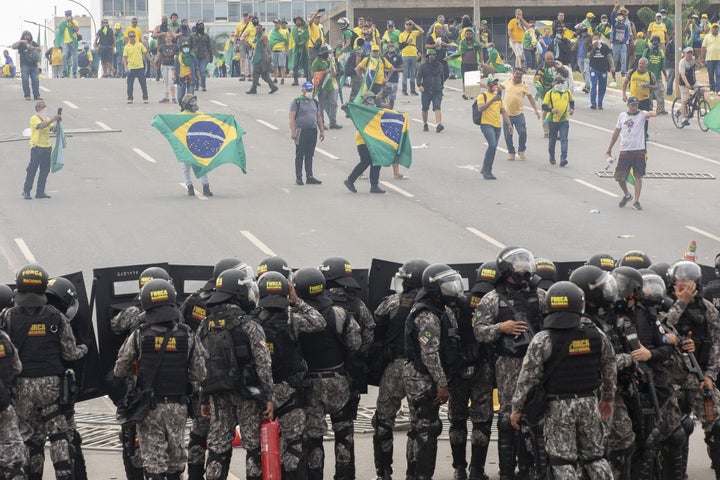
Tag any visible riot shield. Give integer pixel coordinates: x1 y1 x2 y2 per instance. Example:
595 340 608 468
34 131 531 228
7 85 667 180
167 264 214 304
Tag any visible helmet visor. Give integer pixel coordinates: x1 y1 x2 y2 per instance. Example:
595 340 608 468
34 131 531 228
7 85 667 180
639 274 666 303
611 271 638 299
670 261 702 282
505 249 537 275
591 272 618 303
433 270 464 298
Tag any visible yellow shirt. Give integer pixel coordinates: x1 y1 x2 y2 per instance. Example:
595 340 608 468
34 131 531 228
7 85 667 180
356 56 394 84
123 42 147 70
647 22 668 44
235 21 257 47
63 20 79 44
51 47 63 66
501 78 531 116
308 23 324 48
542 89 573 122
477 92 503 128
123 26 142 41
703 32 720 61
399 30 420 57
272 28 289 51
508 19 525 43
628 70 651 100
30 114 52 148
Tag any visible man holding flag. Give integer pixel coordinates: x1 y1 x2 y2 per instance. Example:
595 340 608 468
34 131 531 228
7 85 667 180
606 96 658 211
23 101 61 200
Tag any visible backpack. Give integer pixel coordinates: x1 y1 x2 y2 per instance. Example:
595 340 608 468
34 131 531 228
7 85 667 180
471 92 488 125
202 317 245 394
78 50 89 68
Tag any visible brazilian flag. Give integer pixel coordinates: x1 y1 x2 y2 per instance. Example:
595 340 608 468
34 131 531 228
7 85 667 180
151 114 247 178
345 102 412 168
704 102 720 134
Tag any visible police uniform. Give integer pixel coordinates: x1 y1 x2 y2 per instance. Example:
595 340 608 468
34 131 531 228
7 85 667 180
0 329 25 480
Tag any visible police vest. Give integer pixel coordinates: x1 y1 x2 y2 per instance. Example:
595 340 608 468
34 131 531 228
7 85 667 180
455 292 488 377
495 284 542 357
705 280 720 311
544 324 603 395
181 290 211 332
404 300 460 376
138 323 189 397
256 308 303 383
385 291 416 359
675 299 711 369
0 334 16 385
7 306 64 377
299 298 346 371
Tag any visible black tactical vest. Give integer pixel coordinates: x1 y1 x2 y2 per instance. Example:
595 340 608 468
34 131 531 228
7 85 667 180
8 306 64 377
705 280 720 311
0 334 16 384
138 323 189 396
328 289 361 319
299 299 346 371
674 299 710 368
405 300 460 376
544 324 603 395
495 284 542 357
181 290 212 332
256 308 303 383
454 292 488 376
385 291 416 358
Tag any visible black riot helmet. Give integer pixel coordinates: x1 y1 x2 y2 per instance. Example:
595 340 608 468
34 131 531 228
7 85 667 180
0 284 13 309
213 257 245 279
207 266 259 306
611 266 644 300
15 264 49 294
638 273 666 305
319 256 361 290
667 260 702 285
257 256 292 279
140 278 177 310
292 267 327 299
534 258 557 290
715 254 720 279
257 271 290 309
586 253 616 272
138 266 171 289
545 281 585 315
46 277 80 320
421 264 464 303
497 246 536 287
473 261 499 296
569 265 618 306
395 259 430 292
649 262 671 288
618 250 652 270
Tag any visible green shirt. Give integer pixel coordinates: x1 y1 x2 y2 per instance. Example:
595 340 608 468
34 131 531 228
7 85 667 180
634 38 648 56
642 47 665 79
311 57 338 92
382 29 401 50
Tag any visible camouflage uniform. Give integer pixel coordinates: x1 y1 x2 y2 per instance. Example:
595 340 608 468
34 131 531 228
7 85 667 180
511 318 616 480
1 294 87 480
0 329 25 480
114 317 206 479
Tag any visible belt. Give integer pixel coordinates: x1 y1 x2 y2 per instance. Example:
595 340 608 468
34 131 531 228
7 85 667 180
546 392 595 401
307 369 343 379
156 395 186 404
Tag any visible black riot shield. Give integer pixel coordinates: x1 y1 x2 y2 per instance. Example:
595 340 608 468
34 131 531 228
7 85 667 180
167 264 214 305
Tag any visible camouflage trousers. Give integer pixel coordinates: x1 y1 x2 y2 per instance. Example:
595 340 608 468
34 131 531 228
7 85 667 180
0 405 26 480
206 392 263 480
14 376 73 479
137 402 188 475
545 397 613 480
187 407 210 476
403 363 442 479
604 392 635 451
274 381 305 473
305 371 353 479
679 373 720 432
373 358 406 467
495 356 523 415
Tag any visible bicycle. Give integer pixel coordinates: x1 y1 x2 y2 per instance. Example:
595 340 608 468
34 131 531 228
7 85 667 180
671 85 710 131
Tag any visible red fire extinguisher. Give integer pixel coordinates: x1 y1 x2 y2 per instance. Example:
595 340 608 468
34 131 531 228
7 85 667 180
261 419 281 480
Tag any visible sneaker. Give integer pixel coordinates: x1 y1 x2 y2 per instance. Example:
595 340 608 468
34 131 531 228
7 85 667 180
24 96 31 100
187 185 195 196
343 179 357 193
598 105 604 110
202 185 213 196
618 193 632 207
246 90 257 94
306 177 322 185
507 154 516 161
481 171 497 180
143 99 149 104
410 91 418 95
201 87 207 92
559 159 568 167
22 191 32 200
35 193 51 199
402 91 408 96
370 185 386 193
609 80 617 88
582 87 589 93
632 201 642 210
682 118 690 126
34 96 44 100
590 105 597 110
549 157 556 165
273 78 278 84
296 177 304 185
159 98 170 103
269 86 279 94
436 124 444 133
280 78 285 85
127 99 133 104
291 80 298 86
172 98 178 104
328 123 342 129
518 152 526 160
423 123 429 132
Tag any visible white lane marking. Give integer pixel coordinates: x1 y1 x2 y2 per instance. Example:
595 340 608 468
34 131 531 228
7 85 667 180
411 118 437 128
445 85 462 92
96 121 112 131
315 147 339 160
466 227 506 249
40 86 50 92
210 100 228 107
228 473 241 480
685 226 720 243
178 183 208 200
63 100 79 109
574 179 620 198
133 148 157 163
14 238 37 263
256 119 279 131
379 180 414 198
240 230 276 256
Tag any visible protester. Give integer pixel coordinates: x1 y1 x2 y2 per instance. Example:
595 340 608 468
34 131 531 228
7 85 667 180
289 81 324 185
12 31 42 100
23 101 60 199
476 77 512 180
416 48 446 133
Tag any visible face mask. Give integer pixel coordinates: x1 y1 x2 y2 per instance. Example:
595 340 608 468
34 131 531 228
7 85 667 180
593 40 600 46
490 84 499 93
656 19 661 24
39 108 47 117
617 16 625 22
303 91 313 98
197 27 204 34
554 84 566 93
182 47 190 53
661 15 666 20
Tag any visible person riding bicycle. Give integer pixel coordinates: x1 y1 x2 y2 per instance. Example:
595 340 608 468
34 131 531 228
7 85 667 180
678 46 698 126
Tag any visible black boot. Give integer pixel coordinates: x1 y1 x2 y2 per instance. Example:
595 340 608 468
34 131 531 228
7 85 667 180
469 444 490 480
497 419 517 480
72 430 88 480
166 473 182 480
187 184 194 196
202 184 213 196
705 428 720 480
450 439 468 480
187 463 204 480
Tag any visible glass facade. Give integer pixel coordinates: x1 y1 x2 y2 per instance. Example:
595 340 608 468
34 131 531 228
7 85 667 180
161 0 343 24
103 0 149 17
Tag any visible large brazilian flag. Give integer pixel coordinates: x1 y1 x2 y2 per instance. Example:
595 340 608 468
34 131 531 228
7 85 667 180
151 113 247 178
704 102 720 134
345 102 412 168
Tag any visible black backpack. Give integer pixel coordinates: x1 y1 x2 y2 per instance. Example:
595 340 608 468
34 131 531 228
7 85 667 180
471 92 487 125
78 50 90 68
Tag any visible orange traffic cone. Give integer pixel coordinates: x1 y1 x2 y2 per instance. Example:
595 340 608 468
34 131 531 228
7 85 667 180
684 240 697 263
232 426 242 447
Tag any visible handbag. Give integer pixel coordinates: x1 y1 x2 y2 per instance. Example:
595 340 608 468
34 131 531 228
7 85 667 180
522 334 573 426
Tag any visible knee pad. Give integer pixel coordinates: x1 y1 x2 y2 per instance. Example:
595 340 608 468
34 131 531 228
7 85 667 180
372 413 394 441
681 415 695 437
497 413 514 434
471 422 491 447
418 417 442 439
448 421 468 445
663 425 687 450
0 465 24 480
306 437 325 471
331 394 359 423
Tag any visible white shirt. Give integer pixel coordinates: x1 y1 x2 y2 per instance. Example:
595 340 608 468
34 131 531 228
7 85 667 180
616 110 648 151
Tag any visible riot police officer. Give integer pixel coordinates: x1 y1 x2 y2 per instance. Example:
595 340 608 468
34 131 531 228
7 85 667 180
371 259 429 480
0 264 87 480
256 256 293 279
0 285 13 311
534 258 557 291
198 266 275 480
510 281 616 480
617 249 652 270
404 263 463 480
294 267 361 480
0 325 24 480
448 261 498 480
114 278 206 480
705 254 720 311
252 271 325 479
586 253 616 272
473 247 546 480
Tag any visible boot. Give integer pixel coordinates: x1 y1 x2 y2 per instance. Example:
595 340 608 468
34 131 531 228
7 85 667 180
166 473 182 480
450 439 468 479
497 427 517 479
187 463 204 480
187 184 194 196
468 444 490 480
202 184 213 196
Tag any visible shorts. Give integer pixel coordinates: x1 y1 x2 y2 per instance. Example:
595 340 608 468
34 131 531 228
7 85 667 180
271 50 286 68
680 85 692 102
615 150 646 180
421 91 443 111
98 46 113 63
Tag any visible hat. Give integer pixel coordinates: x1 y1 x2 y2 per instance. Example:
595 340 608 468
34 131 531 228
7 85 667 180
279 18 287 23
371 44 380 52
528 22 535 28
387 20 394 27
655 12 662 17
426 48 437 55
481 20 488 25
115 22 122 29
196 20 204 25
627 96 639 104
683 46 694 53
301 81 314 90
637 32 645 38
293 16 304 23
712 23 719 28
361 91 377 103
587 12 595 18
273 19 280 23
258 293 289 309
601 14 608 18
487 76 499 85
660 9 668 13
702 13 708 18
65 10 72 16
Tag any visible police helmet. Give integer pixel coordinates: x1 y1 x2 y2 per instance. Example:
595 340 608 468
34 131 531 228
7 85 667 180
611 266 644 299
15 264 49 294
715 253 720 279
337 17 350 29
648 262 671 287
140 278 177 310
569 265 618 306
319 257 360 290
0 284 13 309
257 256 292 279
46 277 80 320
497 247 536 286
213 257 246 279
421 264 464 300
534 258 557 290
395 259 430 292
586 253 616 272
472 261 499 296
138 266 171 289
667 260 702 285
292 267 326 299
618 250 652 269
545 281 585 315
638 273 666 305
257 271 290 309
207 266 258 306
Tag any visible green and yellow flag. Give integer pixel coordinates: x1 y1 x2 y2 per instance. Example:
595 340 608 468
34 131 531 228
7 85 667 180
704 102 720 134
151 113 247 178
345 102 412 168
